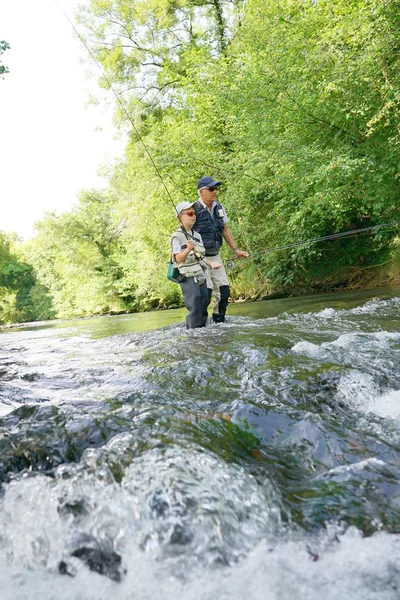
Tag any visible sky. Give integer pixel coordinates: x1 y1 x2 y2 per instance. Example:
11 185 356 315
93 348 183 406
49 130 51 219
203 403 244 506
0 0 125 239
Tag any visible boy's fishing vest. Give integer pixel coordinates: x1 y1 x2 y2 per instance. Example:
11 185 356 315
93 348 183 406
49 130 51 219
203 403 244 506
172 228 207 281
193 201 225 256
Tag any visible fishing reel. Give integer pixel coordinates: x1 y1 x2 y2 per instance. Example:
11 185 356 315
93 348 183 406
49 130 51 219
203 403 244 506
225 259 235 270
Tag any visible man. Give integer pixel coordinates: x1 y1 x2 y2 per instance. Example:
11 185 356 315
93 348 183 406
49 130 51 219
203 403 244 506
193 176 249 323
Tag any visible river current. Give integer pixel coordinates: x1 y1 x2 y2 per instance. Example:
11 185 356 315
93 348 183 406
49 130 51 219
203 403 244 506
1 287 400 599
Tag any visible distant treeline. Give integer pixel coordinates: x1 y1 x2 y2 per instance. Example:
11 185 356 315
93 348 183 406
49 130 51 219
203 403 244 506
1 0 400 324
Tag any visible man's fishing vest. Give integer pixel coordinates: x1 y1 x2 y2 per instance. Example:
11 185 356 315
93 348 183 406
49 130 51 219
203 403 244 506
172 228 207 281
193 201 225 256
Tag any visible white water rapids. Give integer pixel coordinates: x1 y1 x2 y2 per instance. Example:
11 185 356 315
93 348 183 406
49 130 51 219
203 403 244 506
0 291 399 599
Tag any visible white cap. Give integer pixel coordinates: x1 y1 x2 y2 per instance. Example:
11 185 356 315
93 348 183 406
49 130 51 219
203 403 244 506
175 201 196 216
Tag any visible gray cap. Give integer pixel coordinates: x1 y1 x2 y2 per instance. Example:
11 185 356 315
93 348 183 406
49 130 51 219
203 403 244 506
175 201 196 216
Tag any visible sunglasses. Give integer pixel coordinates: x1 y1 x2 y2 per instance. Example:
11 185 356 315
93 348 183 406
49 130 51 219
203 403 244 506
182 210 196 217
206 186 218 192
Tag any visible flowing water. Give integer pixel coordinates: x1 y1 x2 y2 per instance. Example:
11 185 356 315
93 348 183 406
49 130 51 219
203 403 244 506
1 287 400 599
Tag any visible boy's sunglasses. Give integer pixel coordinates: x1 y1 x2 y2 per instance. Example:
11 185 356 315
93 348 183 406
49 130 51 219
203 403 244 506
183 210 196 217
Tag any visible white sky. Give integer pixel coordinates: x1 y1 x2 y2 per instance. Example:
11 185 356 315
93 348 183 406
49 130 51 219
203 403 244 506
0 0 125 239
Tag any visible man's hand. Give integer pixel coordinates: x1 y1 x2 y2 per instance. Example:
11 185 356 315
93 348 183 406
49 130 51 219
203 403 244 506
234 249 249 259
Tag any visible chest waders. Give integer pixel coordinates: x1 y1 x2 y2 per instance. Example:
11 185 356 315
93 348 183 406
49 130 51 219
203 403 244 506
171 228 209 328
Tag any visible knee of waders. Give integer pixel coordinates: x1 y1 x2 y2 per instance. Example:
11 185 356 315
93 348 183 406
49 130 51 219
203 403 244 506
212 285 230 323
219 285 230 302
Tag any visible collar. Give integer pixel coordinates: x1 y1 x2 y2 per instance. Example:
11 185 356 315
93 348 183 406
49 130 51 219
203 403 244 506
198 197 217 213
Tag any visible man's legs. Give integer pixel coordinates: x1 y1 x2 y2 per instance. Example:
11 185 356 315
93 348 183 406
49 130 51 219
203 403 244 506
206 254 230 323
212 283 230 323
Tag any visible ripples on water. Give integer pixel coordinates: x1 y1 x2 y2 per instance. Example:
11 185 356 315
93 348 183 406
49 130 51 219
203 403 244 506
1 293 400 599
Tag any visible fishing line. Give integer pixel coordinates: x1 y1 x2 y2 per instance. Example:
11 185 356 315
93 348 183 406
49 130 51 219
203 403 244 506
54 0 179 213
225 222 399 269
54 0 266 197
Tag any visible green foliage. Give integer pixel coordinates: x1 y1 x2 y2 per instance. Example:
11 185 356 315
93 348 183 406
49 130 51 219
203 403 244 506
221 0 400 286
128 0 400 290
25 191 130 318
0 232 54 324
24 284 56 322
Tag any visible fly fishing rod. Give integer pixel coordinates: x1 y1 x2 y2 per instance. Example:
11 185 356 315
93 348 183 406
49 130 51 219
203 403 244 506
225 221 399 269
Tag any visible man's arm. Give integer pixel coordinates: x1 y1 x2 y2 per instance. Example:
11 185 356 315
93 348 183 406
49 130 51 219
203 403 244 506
222 225 249 259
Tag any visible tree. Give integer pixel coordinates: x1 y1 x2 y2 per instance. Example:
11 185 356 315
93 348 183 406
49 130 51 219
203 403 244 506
77 0 239 113
26 190 137 318
0 232 54 324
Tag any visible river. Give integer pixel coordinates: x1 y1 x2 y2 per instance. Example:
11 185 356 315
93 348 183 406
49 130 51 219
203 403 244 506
1 287 400 599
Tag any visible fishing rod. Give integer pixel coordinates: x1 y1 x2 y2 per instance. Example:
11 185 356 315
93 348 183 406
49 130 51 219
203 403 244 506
54 0 180 214
225 221 399 269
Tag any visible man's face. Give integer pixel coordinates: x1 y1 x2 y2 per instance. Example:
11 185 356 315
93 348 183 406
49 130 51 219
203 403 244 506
200 186 218 205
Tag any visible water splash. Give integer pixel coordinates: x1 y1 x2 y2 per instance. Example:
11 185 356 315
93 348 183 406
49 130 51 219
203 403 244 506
0 292 400 597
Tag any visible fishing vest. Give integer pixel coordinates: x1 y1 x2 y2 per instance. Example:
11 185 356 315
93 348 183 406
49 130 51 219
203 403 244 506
171 228 207 281
192 201 225 256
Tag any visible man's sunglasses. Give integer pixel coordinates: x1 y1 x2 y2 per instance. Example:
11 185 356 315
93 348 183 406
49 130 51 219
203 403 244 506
183 210 196 217
206 186 218 192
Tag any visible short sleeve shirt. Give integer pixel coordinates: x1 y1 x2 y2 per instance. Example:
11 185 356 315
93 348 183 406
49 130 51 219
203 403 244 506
172 230 205 256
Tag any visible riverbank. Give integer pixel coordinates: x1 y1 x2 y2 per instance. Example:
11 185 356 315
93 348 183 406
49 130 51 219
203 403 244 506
1 263 400 328
243 262 400 303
